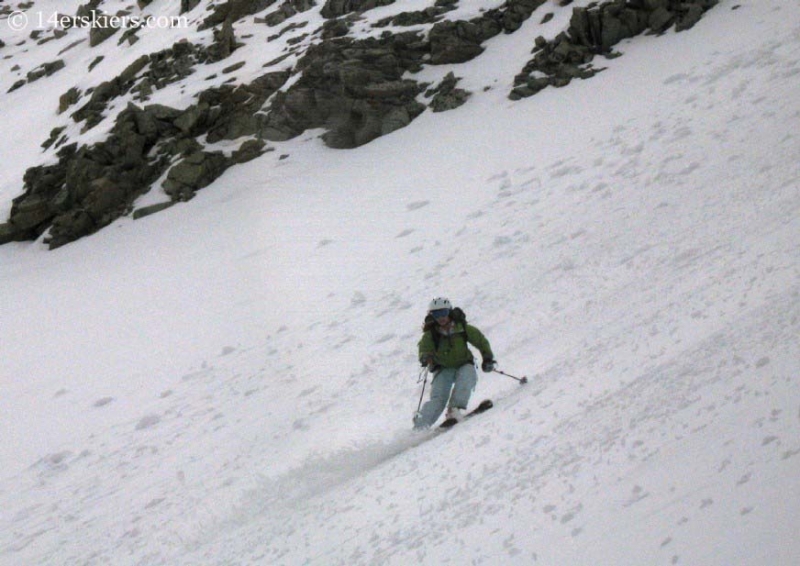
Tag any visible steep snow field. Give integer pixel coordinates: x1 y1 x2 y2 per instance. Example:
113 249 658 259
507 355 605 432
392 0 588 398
1 1 799 565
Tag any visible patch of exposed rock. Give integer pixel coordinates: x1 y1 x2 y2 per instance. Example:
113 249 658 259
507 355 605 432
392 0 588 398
510 0 718 100
1 0 721 248
1 71 288 248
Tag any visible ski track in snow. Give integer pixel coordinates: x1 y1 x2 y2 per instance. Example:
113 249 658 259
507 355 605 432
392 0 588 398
2 1 800 565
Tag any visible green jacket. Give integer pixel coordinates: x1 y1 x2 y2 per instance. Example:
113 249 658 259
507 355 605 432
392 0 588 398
418 321 493 369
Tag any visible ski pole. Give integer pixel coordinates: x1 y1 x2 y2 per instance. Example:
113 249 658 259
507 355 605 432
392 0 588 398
493 368 528 384
416 368 429 414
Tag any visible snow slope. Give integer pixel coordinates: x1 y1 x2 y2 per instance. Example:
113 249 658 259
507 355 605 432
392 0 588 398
1 1 799 564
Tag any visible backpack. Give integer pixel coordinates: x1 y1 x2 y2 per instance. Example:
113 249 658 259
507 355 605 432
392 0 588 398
423 307 467 350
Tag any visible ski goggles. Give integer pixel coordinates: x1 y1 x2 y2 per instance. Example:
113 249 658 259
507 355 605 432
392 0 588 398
430 308 451 319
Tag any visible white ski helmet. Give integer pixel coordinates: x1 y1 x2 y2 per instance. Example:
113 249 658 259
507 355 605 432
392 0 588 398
428 297 452 312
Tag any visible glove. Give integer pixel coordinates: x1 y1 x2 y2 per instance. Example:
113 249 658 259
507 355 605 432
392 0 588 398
421 355 440 373
481 359 496 373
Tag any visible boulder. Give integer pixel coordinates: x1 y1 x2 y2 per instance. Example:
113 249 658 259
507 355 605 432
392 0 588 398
82 177 128 220
200 0 279 30
180 0 202 13
263 0 316 26
675 4 705 32
47 210 96 249
8 196 53 231
132 201 175 220
89 24 119 48
162 151 231 201
58 87 81 114
231 139 270 164
0 223 19 245
320 0 395 19
499 0 549 32
428 21 486 65
429 72 471 113
27 59 66 83
648 7 675 33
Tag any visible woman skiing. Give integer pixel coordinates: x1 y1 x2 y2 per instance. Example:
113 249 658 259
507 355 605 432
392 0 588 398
414 297 496 429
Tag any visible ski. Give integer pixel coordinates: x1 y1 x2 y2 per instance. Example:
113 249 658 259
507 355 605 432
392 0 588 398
439 399 493 429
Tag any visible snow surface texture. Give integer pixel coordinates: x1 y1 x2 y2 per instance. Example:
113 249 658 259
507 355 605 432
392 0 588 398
1 0 800 565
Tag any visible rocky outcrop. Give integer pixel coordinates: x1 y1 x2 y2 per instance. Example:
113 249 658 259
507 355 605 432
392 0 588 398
261 0 551 148
260 32 428 148
7 60 66 93
199 0 279 30
510 0 718 99
1 0 720 248
180 0 202 13
261 0 317 27
428 72 470 113
70 36 240 132
3 70 289 248
162 150 231 201
375 0 458 28
320 0 395 19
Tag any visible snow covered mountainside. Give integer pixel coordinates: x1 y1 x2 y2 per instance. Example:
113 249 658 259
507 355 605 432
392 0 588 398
1 0 799 564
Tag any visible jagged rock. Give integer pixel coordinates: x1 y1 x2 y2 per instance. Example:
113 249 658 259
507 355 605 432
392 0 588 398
320 0 395 19
379 106 413 136
89 23 119 48
510 0 718 100
499 0 549 32
162 151 231 201
267 21 309 41
648 7 675 33
7 65 290 246
376 8 441 28
374 0 459 27
119 55 149 84
8 195 53 231
8 80 26 93
180 0 201 13
200 0 279 30
132 201 175 220
88 56 105 72
174 103 210 136
41 127 67 150
260 33 427 148
320 18 351 39
72 43 209 131
0 223 18 245
27 59 66 83
428 21 487 65
675 4 704 32
7 102 176 247
1 0 721 248
263 0 317 26
48 210 96 248
59 87 81 114
429 72 471 113
208 20 240 61
82 177 127 219
231 139 270 164
202 70 290 142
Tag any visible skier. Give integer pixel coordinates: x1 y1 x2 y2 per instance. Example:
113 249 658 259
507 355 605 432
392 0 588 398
414 297 496 429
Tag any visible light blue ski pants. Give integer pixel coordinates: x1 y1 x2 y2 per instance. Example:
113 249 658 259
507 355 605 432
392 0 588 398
414 363 477 429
